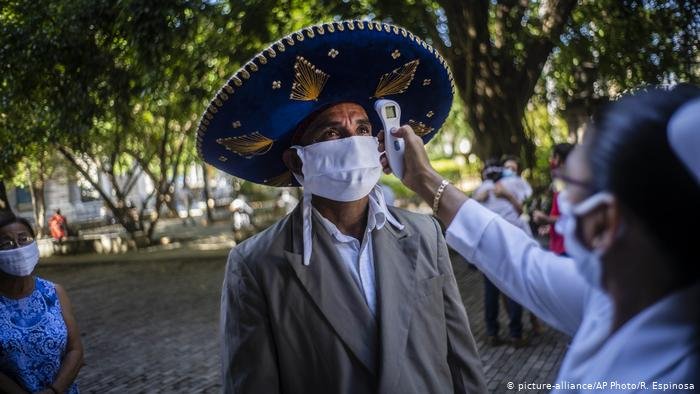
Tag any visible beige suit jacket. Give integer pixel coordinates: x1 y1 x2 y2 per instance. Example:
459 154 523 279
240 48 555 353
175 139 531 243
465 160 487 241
221 204 486 393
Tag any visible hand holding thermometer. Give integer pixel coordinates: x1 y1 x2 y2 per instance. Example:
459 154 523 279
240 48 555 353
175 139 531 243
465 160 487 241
374 99 405 179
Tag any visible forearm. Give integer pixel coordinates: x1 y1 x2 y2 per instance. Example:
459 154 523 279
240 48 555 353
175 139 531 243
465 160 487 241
0 372 27 394
413 169 468 228
51 349 83 393
472 189 488 202
445 201 586 335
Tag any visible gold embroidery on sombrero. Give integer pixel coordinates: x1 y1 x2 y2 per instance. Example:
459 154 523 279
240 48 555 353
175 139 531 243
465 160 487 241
264 171 293 187
408 119 434 137
290 56 329 101
374 59 419 98
217 132 274 158
196 20 457 185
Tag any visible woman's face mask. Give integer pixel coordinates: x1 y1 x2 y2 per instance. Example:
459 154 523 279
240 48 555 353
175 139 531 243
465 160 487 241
0 241 40 277
556 191 615 289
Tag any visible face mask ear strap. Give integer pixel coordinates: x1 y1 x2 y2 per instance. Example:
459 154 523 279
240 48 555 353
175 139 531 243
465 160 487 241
572 192 615 216
289 145 306 182
301 188 313 266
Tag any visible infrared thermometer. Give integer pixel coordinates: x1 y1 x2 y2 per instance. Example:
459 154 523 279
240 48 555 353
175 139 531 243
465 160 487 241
374 99 405 179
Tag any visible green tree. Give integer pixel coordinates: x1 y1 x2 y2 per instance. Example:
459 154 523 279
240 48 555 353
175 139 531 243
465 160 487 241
321 0 579 164
548 0 700 139
1 0 230 242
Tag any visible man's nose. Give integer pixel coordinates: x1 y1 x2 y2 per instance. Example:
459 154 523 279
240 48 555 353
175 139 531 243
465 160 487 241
342 127 362 138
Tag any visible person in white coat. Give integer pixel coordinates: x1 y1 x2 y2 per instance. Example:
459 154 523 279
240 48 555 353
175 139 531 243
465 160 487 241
378 85 700 392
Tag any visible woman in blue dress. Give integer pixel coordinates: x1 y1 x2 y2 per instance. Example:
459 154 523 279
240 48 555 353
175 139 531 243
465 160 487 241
0 211 83 394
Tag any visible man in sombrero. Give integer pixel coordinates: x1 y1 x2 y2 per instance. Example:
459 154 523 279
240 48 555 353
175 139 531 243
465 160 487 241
197 20 486 393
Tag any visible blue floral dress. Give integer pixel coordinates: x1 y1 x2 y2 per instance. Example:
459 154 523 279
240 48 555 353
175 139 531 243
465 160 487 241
0 277 79 393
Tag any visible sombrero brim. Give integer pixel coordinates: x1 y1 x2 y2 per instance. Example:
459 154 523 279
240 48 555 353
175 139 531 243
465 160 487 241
196 20 455 187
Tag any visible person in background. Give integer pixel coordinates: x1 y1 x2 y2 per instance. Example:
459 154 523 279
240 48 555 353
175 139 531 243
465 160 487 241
500 155 533 209
380 85 700 391
48 209 68 243
0 211 83 394
532 143 574 255
276 190 299 215
501 155 545 335
472 158 530 346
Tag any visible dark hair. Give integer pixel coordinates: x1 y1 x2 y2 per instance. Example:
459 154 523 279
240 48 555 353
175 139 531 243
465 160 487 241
553 143 574 162
482 158 502 181
586 85 700 280
0 211 36 238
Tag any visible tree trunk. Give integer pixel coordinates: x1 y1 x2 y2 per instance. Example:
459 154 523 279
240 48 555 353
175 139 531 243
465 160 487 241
146 198 163 243
58 146 143 243
403 0 577 166
201 163 214 224
0 181 10 213
27 171 47 237
464 88 535 163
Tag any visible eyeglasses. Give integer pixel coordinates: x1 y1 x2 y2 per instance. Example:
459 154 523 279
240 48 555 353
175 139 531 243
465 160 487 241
0 235 35 251
551 168 596 192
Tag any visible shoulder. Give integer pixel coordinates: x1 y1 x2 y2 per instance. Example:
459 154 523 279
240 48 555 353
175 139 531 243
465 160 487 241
227 213 293 270
36 277 72 306
51 282 70 304
35 276 57 294
474 180 493 191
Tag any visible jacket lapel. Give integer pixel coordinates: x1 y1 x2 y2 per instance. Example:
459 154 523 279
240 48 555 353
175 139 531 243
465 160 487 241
373 222 419 391
285 206 378 374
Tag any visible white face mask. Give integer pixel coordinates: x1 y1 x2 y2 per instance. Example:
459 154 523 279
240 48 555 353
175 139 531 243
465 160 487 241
0 241 40 277
556 191 614 289
292 136 382 201
291 136 382 265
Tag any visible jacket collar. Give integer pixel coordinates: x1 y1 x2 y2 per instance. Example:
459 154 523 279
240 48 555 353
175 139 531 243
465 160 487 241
284 202 418 381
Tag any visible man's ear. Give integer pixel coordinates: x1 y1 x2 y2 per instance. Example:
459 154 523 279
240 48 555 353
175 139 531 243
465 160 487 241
282 149 302 175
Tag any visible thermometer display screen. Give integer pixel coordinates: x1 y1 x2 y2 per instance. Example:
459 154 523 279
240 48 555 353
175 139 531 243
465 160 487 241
385 106 397 119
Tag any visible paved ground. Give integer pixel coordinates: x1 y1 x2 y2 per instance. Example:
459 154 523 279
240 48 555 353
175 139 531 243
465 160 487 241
36 245 569 393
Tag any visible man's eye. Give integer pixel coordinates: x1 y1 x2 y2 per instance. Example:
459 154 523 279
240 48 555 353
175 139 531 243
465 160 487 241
358 126 371 135
324 129 340 138
18 235 32 243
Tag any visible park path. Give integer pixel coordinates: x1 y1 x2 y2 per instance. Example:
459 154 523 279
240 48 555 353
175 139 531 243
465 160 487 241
36 248 568 393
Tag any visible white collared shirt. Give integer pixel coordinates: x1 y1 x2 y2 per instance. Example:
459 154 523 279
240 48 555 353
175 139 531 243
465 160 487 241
313 185 404 317
446 199 699 392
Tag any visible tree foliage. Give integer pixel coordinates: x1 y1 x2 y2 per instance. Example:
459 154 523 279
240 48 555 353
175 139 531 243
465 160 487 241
548 0 700 137
2 0 698 232
1 0 236 241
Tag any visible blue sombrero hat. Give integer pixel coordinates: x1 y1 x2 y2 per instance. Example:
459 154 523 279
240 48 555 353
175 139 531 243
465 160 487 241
196 20 454 187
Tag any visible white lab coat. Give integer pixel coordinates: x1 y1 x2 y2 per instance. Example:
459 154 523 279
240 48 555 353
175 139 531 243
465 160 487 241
446 199 699 393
